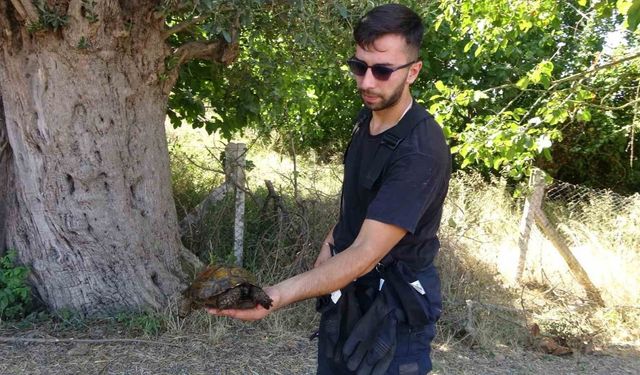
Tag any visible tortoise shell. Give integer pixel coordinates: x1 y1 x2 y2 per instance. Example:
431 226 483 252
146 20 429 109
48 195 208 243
181 265 273 315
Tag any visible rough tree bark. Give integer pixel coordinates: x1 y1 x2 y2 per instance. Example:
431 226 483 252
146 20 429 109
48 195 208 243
0 1 224 315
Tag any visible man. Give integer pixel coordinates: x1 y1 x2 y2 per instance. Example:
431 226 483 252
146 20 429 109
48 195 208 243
208 4 451 374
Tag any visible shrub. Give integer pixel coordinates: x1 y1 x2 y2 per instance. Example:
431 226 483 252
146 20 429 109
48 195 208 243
0 250 31 321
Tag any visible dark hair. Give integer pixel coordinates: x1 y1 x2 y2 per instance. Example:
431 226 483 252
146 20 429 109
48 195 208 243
354 4 424 58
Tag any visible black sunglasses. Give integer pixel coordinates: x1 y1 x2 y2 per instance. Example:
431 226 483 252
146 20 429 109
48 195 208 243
346 58 417 81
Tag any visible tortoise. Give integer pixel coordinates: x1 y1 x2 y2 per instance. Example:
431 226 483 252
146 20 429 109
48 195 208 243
180 264 273 316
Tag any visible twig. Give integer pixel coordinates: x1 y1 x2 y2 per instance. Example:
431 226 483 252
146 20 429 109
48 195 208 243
163 15 209 39
0 336 182 347
575 97 640 111
484 50 640 93
183 152 225 174
629 84 639 168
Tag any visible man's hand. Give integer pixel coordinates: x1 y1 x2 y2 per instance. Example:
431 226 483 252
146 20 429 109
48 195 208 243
314 243 332 268
206 286 280 321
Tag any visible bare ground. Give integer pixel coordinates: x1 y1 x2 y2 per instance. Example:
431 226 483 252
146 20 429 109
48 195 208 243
1 319 639 375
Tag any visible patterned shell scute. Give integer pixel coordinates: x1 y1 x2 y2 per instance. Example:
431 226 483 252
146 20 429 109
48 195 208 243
194 265 256 298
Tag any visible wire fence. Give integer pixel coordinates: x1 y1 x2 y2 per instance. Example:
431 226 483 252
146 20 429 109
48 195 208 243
440 170 640 306
543 179 640 253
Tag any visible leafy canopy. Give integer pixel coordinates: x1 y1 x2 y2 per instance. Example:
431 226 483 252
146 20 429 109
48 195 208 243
166 0 640 191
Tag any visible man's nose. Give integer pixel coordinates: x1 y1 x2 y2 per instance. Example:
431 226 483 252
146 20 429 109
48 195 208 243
358 67 377 90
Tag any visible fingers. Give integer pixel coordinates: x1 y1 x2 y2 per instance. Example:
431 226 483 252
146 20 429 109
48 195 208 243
204 285 282 322
206 306 269 321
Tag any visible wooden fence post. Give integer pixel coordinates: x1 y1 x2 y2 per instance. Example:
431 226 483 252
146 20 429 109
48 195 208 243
225 142 246 267
517 168 605 306
533 210 605 306
516 168 545 281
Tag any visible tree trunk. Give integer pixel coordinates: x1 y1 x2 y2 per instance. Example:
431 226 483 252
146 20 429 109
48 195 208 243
0 3 188 315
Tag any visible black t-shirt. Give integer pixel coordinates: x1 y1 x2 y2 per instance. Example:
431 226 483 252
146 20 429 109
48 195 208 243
332 102 451 271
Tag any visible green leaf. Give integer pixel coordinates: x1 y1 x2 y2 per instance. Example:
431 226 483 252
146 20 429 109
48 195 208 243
493 157 504 169
464 41 474 53
516 77 530 90
578 0 587 6
221 30 231 43
434 80 447 93
455 91 471 106
577 109 592 122
336 4 349 19
628 0 640 30
434 17 443 31
474 44 485 57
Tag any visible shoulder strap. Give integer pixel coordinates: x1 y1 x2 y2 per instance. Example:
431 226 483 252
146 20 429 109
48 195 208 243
362 101 429 189
343 108 372 164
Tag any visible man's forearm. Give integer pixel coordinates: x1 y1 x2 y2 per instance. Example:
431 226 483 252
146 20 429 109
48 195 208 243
275 242 373 307
274 219 407 308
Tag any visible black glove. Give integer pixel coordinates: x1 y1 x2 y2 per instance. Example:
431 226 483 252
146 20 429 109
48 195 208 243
342 287 398 375
316 294 341 360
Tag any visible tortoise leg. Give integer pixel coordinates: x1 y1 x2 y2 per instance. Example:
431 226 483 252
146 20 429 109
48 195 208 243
250 285 273 309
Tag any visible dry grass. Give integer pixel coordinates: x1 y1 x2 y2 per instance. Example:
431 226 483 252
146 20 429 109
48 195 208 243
2 318 639 375
439 172 640 351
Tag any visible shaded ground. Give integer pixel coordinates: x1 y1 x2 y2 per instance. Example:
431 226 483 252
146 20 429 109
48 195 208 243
1 322 639 375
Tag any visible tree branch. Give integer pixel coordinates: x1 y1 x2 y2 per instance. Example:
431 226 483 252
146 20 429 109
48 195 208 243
162 39 239 94
9 0 39 24
553 51 640 85
163 15 208 39
578 97 640 111
484 50 640 93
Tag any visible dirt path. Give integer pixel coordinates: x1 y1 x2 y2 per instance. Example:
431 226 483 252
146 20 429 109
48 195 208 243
1 325 638 374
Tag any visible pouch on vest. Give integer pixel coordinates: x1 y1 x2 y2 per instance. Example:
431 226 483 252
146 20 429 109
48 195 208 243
384 261 436 327
340 260 438 375
315 244 365 364
316 283 364 364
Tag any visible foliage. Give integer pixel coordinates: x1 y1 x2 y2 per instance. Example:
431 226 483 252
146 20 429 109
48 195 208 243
161 0 640 191
33 0 69 31
166 0 366 157
0 250 31 321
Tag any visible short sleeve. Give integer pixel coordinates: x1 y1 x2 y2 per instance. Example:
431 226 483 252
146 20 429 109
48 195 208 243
366 153 443 233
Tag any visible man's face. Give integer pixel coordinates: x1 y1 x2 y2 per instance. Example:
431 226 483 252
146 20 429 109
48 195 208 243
352 34 421 111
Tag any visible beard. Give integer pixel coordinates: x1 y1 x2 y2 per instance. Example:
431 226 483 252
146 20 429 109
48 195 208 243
359 80 405 111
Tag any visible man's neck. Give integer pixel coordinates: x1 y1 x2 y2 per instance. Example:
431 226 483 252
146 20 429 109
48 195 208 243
369 94 413 135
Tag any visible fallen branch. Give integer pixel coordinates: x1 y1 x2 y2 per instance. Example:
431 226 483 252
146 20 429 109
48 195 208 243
0 336 181 347
179 182 229 235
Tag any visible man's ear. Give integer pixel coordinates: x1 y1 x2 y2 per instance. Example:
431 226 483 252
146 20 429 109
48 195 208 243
406 61 422 84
